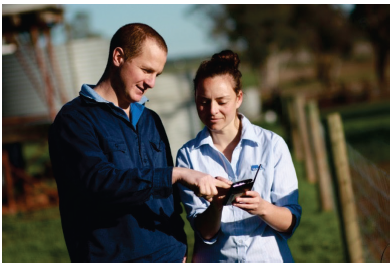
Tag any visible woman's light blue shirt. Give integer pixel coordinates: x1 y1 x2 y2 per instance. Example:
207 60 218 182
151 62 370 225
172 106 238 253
176 114 302 263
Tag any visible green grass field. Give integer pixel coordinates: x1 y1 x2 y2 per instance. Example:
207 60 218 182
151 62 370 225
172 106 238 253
2 208 70 263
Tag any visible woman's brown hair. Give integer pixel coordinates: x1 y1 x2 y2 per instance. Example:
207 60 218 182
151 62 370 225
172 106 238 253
193 50 242 95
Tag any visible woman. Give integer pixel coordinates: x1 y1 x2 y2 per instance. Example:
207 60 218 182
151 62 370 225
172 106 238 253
176 50 302 262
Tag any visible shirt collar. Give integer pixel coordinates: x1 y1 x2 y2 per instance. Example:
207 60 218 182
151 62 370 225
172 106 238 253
79 84 148 127
193 113 260 150
80 84 108 103
239 114 261 145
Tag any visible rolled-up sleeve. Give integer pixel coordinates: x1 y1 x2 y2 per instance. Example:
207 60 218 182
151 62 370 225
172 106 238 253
271 136 302 239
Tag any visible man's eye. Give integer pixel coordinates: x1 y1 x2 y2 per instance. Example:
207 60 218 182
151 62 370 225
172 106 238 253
219 102 227 105
142 69 151 74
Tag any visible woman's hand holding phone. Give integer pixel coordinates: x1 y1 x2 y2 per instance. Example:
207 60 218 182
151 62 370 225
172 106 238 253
232 190 264 216
233 191 297 233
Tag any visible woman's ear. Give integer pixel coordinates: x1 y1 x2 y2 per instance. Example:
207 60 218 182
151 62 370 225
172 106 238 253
236 90 243 109
113 47 125 67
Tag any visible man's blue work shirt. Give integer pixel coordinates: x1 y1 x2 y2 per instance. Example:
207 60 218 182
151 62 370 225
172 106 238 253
48 84 187 262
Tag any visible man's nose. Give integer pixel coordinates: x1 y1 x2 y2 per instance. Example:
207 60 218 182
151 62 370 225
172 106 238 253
144 75 156 89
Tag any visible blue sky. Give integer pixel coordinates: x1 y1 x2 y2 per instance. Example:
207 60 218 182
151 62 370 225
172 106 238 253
57 4 357 60
61 4 223 60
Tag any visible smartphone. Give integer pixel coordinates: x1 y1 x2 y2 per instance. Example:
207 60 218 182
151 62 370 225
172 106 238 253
223 164 261 206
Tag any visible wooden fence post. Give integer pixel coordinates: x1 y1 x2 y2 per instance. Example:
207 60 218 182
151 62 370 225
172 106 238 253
294 95 316 183
286 97 303 161
306 100 334 211
327 113 364 263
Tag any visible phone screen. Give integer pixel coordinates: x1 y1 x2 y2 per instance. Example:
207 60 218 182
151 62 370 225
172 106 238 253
223 179 254 206
222 164 261 206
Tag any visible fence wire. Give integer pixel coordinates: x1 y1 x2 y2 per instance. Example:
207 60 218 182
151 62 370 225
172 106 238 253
347 143 390 263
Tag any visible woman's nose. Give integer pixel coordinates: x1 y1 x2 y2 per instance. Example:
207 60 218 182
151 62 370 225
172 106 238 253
210 101 219 115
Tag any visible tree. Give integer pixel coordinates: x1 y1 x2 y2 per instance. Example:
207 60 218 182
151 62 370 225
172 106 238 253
195 5 299 70
291 5 353 86
195 4 354 88
350 4 390 91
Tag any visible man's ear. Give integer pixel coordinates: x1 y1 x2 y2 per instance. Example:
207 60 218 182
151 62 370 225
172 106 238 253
113 47 125 67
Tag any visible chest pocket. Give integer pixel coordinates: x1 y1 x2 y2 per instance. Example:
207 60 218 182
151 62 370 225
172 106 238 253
102 139 130 169
150 140 161 152
108 141 127 152
149 139 167 166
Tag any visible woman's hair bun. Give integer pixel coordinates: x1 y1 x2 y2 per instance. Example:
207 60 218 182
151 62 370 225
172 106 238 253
211 50 240 69
193 49 242 95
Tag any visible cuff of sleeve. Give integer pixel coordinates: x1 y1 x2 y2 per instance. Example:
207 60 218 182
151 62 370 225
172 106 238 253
278 206 301 240
152 166 173 199
196 230 219 245
193 213 219 245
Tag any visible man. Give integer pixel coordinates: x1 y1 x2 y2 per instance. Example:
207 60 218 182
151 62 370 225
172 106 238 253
48 23 229 263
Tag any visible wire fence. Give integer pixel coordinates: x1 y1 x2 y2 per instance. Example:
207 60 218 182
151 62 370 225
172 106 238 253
347 143 390 263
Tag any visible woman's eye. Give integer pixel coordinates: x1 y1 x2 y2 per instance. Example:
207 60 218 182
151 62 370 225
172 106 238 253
198 100 209 105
